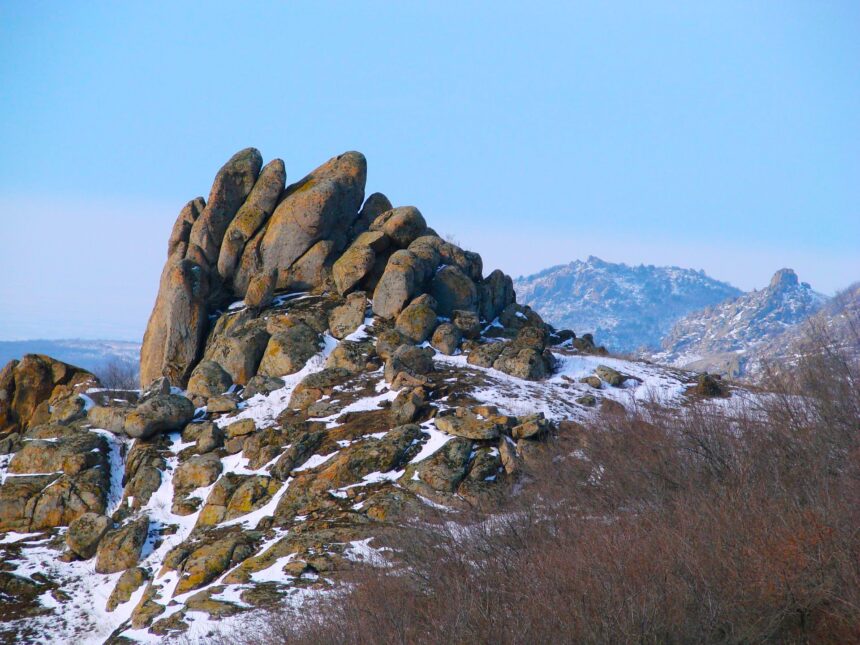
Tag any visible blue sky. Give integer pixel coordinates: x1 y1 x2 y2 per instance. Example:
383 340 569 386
1 1 858 340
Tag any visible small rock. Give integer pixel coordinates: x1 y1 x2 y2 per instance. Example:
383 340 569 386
225 418 256 439
594 365 625 387
511 413 551 440
580 375 602 389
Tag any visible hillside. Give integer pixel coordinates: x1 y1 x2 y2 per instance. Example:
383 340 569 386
743 281 859 378
514 257 742 353
0 149 751 643
654 269 828 376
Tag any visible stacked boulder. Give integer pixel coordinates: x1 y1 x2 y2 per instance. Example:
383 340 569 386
0 149 596 638
139 147 558 392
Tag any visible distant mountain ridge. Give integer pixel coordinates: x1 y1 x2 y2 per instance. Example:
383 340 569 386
654 269 828 376
514 256 742 353
0 339 140 373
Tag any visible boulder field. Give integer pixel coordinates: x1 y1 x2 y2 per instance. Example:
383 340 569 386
0 149 662 642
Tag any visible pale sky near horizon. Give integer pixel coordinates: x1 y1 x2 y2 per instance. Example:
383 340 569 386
1 1 858 341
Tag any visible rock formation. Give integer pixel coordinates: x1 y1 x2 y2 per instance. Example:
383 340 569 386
0 149 698 642
138 148 552 391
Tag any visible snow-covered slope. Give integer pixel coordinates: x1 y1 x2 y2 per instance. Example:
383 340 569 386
654 269 828 376
514 256 742 353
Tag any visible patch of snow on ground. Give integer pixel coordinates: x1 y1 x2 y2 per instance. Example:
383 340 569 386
215 334 340 430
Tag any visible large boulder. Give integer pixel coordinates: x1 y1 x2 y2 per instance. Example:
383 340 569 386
186 360 233 400
203 316 270 385
372 250 433 319
0 355 96 433
431 265 478 317
369 206 427 248
395 295 438 343
257 321 321 377
255 152 367 290
124 394 195 440
95 517 150 574
332 244 376 295
186 147 263 272
139 258 209 388
329 292 367 339
66 512 111 559
217 158 286 281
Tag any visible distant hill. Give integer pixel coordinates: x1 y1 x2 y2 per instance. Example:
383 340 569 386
654 269 828 376
743 281 859 378
0 339 140 374
514 256 742 353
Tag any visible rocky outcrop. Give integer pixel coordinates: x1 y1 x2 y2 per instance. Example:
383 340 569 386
0 354 96 435
1 148 644 641
137 148 528 391
655 268 827 376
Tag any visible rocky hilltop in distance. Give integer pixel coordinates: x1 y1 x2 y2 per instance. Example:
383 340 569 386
0 149 733 643
743 281 859 378
514 256 742 353
654 268 828 376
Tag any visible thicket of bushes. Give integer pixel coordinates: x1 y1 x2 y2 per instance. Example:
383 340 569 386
216 337 859 644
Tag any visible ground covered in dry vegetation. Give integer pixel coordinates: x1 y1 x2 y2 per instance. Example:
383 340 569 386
213 344 860 645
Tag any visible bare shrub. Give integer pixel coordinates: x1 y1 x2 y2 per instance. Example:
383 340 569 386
94 357 139 390
216 340 860 645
